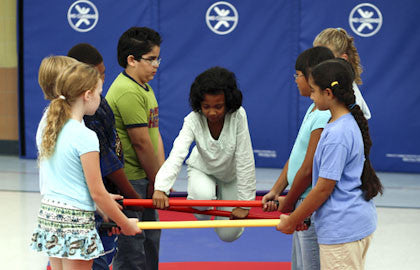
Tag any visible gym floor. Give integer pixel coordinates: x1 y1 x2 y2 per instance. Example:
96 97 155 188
1 155 419 269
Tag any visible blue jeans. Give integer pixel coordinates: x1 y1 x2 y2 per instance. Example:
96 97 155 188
93 213 118 270
113 179 161 270
291 199 320 270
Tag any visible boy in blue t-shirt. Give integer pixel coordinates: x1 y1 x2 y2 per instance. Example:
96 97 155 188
68 43 142 270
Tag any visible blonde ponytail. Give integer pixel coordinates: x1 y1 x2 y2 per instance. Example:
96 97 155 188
313 28 363 84
38 62 100 160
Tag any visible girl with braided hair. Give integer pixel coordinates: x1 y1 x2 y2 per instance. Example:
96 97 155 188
277 59 382 269
31 62 141 270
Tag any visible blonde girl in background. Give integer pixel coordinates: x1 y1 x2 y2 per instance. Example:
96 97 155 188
31 62 141 270
313 27 371 119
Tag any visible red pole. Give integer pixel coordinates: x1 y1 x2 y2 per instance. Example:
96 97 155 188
122 199 264 208
166 206 279 219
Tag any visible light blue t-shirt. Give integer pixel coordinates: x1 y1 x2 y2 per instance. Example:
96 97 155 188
40 119 99 211
312 113 377 245
287 103 330 198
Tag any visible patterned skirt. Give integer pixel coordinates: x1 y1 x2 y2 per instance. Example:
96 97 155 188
30 199 104 260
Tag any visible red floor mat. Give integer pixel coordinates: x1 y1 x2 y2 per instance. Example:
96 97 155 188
160 261 290 270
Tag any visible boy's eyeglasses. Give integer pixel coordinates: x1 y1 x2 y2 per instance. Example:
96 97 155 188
293 74 304 79
141 57 161 66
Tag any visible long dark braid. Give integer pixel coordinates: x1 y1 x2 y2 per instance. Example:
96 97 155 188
311 59 383 200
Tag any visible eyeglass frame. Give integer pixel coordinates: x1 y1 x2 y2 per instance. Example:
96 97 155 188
140 57 162 66
293 73 304 79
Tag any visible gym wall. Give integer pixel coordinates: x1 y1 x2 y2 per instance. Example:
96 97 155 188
19 0 420 173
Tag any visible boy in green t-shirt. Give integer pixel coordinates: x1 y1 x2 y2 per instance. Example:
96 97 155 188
105 26 165 270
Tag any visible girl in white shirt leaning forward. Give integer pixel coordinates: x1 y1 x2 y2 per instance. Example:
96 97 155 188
31 62 141 270
153 66 256 242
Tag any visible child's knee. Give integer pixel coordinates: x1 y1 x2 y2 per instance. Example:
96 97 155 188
193 213 211 221
187 192 214 216
215 227 244 242
187 189 215 201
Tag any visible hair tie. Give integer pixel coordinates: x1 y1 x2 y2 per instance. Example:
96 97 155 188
331 81 339 87
58 95 66 100
349 103 356 110
337 27 342 31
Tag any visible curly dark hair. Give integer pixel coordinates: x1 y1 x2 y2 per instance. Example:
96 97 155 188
189 67 242 113
311 59 383 201
117 27 162 68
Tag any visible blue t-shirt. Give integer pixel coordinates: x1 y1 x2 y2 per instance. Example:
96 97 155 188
84 96 124 193
312 113 377 244
287 103 330 198
40 119 99 211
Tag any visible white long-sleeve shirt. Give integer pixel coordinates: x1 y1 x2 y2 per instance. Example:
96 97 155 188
155 106 256 201
353 82 371 120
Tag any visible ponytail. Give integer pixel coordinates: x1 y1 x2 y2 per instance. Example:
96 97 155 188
38 62 100 160
39 97 72 159
348 103 383 200
347 103 383 200
313 27 363 84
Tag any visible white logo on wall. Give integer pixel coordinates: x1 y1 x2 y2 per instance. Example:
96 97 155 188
386 153 420 163
349 3 382 37
67 0 99 32
206 1 238 35
254 149 277 159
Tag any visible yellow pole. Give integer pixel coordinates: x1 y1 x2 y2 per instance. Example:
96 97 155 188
137 219 280 229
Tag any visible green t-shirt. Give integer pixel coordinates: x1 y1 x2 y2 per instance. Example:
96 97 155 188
105 72 159 180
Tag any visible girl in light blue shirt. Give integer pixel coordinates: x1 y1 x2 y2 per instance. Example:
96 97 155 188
263 47 334 270
31 62 140 270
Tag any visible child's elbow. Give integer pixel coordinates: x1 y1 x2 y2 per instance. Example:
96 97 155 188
302 167 312 179
89 187 107 202
299 164 312 180
90 192 102 203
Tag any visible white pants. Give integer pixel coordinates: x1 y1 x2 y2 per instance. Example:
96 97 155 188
186 166 244 242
